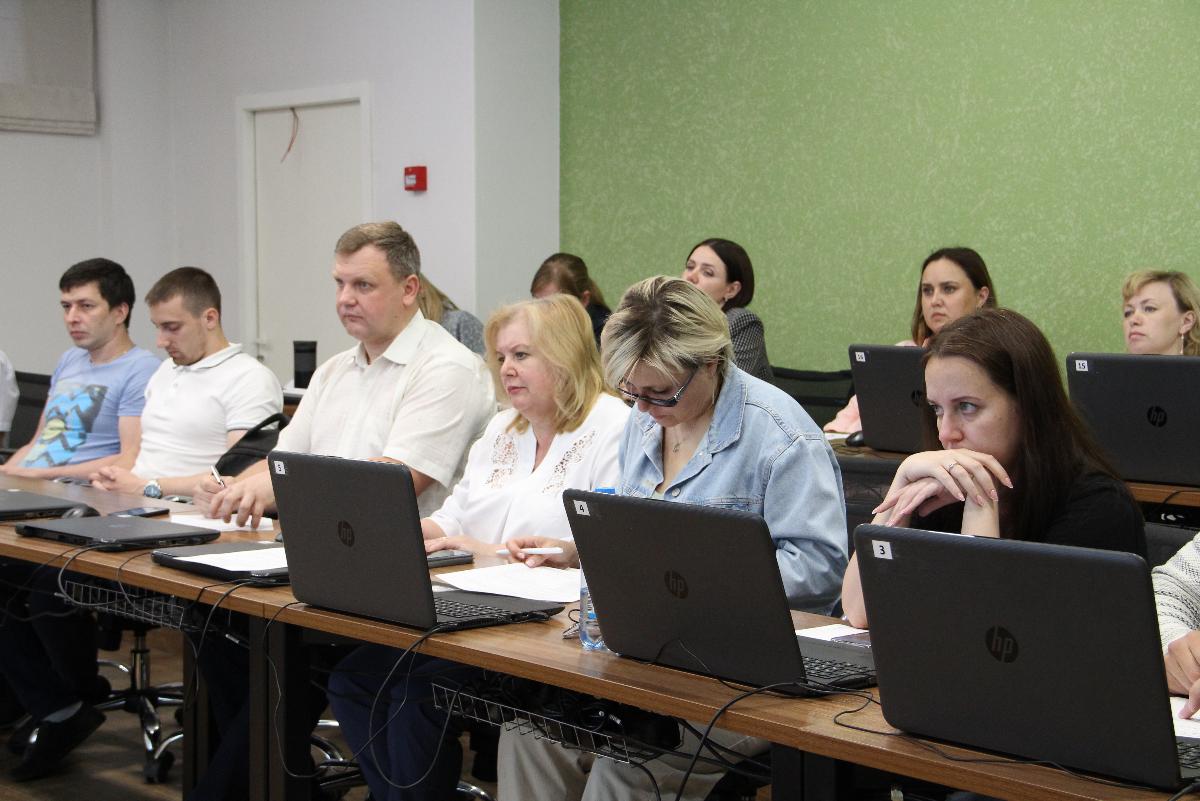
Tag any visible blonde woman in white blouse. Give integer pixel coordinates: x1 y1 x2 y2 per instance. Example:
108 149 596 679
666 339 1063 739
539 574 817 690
327 293 628 801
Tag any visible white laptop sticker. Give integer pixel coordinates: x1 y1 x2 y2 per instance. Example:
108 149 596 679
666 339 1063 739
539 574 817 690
1075 359 1088 372
273 460 287 475
854 351 866 362
573 500 590 516
872 540 893 559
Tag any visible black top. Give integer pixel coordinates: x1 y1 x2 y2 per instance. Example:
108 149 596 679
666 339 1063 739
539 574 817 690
586 302 611 346
913 470 1146 558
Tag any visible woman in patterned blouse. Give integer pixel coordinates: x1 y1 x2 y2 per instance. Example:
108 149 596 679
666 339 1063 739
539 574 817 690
326 293 629 801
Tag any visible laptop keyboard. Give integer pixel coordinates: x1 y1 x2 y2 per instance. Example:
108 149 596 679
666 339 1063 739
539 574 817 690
434 596 509 621
803 655 870 683
1177 739 1200 769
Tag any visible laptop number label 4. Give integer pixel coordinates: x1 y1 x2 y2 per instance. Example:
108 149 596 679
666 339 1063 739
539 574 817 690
872 540 893 559
573 500 590 517
273 460 287 475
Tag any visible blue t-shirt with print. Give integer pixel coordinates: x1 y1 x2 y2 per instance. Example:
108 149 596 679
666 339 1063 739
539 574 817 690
22 346 160 468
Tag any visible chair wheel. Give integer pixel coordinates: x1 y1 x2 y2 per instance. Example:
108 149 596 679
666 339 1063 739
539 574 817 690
143 750 174 783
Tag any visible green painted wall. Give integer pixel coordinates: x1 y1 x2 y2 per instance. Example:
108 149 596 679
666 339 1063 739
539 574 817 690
560 1 1200 370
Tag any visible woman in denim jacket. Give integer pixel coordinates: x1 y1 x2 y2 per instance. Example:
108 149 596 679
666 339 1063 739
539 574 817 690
501 276 849 801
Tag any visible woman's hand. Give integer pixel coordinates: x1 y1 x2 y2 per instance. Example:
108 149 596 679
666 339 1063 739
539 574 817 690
874 448 1010 534
499 536 578 568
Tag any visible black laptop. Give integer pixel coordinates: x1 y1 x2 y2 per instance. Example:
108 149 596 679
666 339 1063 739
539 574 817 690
267 451 563 630
847 344 927 453
0 489 85 521
563 490 874 694
853 523 1200 790
1067 352 1200 487
15 516 220 552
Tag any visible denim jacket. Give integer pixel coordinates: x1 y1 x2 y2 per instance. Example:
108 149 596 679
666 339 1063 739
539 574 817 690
617 366 848 613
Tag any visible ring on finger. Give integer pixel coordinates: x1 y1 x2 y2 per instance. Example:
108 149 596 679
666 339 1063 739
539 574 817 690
945 461 959 471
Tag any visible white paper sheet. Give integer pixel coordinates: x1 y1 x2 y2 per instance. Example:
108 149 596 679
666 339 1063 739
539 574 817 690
174 544 287 572
171 514 276 533
824 432 849 442
1170 697 1200 739
434 562 580 603
795 623 869 641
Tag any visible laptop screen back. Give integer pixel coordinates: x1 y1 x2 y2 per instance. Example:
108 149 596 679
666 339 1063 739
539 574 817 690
847 345 927 453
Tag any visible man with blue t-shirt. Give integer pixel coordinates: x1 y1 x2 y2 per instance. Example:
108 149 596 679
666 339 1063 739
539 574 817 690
0 258 159 781
1 258 159 479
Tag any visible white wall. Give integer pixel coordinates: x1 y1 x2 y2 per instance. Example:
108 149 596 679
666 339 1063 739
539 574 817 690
0 0 172 372
0 0 559 374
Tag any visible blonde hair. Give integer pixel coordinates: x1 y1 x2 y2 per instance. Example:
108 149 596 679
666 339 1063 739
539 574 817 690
417 276 459 324
484 294 611 434
1121 270 1200 356
600 276 733 390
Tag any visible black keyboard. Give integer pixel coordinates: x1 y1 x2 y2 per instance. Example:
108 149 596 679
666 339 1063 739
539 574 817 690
803 655 869 683
1177 739 1200 769
434 596 508 620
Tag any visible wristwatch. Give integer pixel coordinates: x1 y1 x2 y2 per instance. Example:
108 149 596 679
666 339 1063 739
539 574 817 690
143 479 163 499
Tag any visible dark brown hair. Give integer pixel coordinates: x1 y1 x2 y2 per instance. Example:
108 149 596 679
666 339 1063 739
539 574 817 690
60 258 135 328
531 253 607 308
686 238 755 309
923 308 1126 542
910 247 997 344
146 267 221 317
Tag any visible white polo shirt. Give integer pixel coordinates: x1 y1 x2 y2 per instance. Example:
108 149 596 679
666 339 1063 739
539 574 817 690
132 344 282 478
276 311 496 517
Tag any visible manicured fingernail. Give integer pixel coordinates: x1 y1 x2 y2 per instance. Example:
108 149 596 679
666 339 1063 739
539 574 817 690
990 489 999 501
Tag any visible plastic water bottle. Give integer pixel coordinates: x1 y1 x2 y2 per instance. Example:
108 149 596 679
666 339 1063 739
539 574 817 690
578 567 606 651
579 487 615 651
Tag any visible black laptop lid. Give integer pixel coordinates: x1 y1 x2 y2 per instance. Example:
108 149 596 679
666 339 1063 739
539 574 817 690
853 524 1183 789
1067 352 1200 486
15 516 220 551
0 489 82 521
269 452 440 627
847 345 927 453
564 489 807 689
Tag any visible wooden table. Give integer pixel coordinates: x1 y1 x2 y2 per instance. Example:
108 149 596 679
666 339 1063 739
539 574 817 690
0 476 1173 801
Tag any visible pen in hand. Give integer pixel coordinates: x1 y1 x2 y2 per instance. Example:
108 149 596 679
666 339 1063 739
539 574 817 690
210 466 227 489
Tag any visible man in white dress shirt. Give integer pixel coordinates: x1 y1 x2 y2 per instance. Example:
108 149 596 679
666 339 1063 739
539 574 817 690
202 220 495 523
90 267 281 497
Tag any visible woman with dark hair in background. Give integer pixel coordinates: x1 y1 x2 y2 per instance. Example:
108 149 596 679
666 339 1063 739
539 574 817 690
681 237 773 381
825 246 997 434
841 307 1145 628
531 252 611 344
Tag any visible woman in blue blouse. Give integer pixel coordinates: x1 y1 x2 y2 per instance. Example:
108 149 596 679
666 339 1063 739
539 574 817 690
500 275 847 801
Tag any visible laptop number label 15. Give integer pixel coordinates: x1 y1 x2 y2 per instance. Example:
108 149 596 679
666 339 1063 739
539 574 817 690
273 460 287 475
1075 359 1088 372
872 540 893 559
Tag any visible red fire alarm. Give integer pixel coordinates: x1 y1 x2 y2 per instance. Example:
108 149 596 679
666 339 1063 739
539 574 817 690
404 165 427 192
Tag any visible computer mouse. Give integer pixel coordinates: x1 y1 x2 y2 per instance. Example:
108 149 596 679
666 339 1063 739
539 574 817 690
61 504 99 519
845 431 865 447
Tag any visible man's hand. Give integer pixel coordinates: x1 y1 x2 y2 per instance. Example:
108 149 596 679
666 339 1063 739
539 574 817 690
207 471 275 529
91 465 146 494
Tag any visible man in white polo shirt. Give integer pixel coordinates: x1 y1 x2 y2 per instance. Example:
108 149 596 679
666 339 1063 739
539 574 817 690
89 267 282 496
201 221 494 524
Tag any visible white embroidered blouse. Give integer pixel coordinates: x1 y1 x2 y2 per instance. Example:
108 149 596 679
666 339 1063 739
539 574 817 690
428 393 629 544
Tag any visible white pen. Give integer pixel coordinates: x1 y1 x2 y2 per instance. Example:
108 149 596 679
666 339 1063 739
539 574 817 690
495 547 564 556
210 466 227 489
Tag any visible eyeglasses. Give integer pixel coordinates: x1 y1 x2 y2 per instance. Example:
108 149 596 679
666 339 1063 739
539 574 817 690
617 369 698 408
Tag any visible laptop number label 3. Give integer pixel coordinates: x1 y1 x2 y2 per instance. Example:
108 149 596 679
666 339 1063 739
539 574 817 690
872 540 893 559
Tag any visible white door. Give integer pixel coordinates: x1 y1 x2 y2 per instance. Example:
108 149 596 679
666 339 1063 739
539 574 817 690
253 101 363 381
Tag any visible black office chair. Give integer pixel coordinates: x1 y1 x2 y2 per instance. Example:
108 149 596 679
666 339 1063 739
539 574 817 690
769 367 853 430
1145 522 1197 569
0 371 51 460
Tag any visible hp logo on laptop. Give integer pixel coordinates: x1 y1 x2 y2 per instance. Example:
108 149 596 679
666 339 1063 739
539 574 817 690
1147 406 1168 427
337 520 355 547
664 570 688 599
985 626 1019 663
